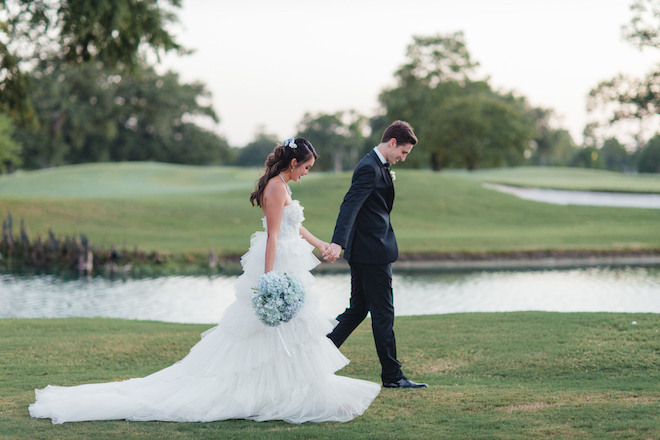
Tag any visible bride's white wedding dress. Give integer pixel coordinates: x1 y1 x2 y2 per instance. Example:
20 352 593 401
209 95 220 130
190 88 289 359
29 200 380 424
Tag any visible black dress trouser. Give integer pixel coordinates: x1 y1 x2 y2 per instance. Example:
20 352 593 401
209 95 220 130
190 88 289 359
327 262 404 383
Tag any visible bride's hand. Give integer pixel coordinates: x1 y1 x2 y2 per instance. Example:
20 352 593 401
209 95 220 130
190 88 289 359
318 241 330 255
319 242 334 262
322 242 340 263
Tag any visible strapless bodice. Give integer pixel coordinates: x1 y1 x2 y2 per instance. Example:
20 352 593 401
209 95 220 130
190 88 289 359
261 200 304 239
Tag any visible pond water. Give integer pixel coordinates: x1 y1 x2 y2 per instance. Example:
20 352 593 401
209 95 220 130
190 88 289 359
483 183 660 209
2 266 659 324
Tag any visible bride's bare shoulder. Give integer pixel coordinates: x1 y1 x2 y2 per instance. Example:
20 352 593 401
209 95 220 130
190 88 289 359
263 177 286 197
261 177 287 210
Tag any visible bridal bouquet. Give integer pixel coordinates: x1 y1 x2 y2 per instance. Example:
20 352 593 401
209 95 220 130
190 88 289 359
252 272 305 327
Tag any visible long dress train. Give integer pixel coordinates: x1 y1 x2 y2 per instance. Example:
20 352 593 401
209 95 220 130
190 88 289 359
29 200 381 424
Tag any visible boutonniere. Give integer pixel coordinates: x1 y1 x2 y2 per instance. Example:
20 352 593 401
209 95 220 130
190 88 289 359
389 169 396 181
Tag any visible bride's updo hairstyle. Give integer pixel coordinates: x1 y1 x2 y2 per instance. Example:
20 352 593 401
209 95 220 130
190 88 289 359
250 137 318 207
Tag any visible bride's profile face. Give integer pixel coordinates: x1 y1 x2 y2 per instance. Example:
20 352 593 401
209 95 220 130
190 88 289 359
291 157 315 182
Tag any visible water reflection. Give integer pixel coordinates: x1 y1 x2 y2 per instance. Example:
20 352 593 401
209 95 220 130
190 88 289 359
1 266 659 324
394 267 660 315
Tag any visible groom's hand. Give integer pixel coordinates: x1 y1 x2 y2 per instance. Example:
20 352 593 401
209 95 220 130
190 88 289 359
322 244 336 262
323 243 342 263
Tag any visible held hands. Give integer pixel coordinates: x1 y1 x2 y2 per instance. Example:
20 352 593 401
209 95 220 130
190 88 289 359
321 242 342 263
318 242 336 263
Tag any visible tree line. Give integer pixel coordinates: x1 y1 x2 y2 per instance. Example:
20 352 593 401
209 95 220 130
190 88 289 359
1 0 659 174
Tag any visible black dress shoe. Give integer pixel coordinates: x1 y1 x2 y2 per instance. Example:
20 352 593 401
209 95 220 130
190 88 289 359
383 378 428 388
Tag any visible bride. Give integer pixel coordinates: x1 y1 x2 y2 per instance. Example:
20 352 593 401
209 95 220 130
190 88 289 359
29 137 381 424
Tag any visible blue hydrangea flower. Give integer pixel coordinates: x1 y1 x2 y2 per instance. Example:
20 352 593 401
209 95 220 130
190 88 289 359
252 272 305 327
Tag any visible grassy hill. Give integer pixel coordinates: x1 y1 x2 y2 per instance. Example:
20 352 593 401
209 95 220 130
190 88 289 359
0 163 659 256
448 166 660 193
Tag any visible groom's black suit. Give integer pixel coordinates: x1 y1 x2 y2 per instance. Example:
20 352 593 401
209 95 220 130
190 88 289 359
328 149 404 384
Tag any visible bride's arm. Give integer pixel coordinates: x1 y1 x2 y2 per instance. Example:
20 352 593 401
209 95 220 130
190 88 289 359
299 226 330 255
262 182 287 273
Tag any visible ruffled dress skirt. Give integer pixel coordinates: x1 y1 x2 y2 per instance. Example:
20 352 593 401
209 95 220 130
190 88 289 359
29 203 381 424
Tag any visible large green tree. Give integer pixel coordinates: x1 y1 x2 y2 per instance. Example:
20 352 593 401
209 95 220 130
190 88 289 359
0 0 183 127
295 111 368 172
235 128 279 167
16 60 232 167
639 133 660 172
528 108 579 166
587 0 660 152
0 113 22 172
380 33 536 170
601 137 634 172
569 146 606 169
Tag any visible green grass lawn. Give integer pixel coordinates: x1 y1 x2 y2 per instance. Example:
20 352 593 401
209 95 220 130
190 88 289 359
2 313 659 439
1 163 659 256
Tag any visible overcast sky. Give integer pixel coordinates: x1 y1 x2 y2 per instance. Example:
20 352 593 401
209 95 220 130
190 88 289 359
158 0 660 148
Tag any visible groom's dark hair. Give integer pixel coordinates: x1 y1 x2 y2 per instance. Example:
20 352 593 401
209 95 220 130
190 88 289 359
381 120 417 146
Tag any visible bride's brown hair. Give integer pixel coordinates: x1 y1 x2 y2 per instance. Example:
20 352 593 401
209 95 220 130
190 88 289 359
250 137 318 207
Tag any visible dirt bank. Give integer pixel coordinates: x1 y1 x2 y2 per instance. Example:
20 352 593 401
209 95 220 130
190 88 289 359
314 249 660 273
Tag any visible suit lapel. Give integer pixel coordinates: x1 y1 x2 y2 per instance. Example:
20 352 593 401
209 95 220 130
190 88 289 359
370 151 395 211
371 150 392 186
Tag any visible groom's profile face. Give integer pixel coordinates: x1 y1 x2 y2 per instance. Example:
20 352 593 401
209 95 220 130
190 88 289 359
386 142 413 164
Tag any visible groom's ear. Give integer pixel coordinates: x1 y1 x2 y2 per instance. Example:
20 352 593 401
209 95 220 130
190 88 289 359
387 138 398 149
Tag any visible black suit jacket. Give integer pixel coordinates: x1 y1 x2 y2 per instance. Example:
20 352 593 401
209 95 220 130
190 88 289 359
331 150 398 264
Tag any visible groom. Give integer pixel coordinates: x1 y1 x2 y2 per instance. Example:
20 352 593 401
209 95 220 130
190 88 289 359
324 120 427 389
